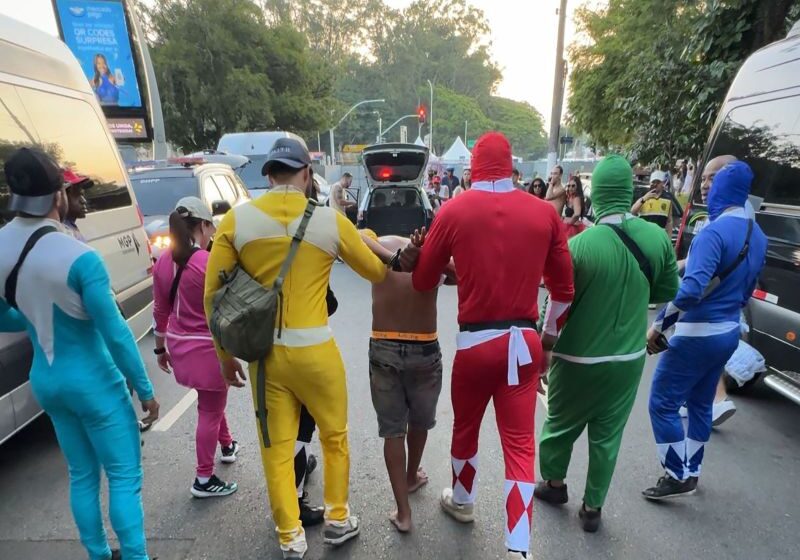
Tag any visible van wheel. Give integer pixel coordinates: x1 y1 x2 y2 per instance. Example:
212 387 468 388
723 371 762 394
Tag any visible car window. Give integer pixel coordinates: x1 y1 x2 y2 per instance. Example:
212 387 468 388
15 85 133 214
706 95 800 207
130 176 199 216
212 174 238 204
236 155 268 191
201 176 223 204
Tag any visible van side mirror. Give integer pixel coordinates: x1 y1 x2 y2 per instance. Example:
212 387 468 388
211 200 232 216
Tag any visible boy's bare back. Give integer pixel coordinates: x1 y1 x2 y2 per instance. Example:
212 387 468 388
372 236 438 335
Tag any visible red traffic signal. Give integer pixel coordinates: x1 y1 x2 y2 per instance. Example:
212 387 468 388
417 105 427 124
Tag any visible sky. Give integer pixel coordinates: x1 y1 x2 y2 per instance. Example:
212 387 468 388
0 0 585 127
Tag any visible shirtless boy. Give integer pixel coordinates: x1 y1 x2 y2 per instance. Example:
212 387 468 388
360 230 453 533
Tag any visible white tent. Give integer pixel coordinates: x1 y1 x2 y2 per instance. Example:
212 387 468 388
441 136 471 164
414 135 426 147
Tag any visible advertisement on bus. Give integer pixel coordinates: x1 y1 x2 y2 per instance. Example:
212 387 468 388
53 0 143 109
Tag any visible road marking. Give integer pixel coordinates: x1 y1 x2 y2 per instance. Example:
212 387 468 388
152 389 197 432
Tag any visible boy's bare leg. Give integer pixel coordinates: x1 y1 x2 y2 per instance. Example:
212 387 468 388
384 436 413 532
406 428 429 493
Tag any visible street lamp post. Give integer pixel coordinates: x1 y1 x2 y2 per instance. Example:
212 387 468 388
426 79 434 152
329 98 385 163
382 114 417 139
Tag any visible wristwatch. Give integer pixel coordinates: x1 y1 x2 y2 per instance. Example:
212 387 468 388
154 347 166 355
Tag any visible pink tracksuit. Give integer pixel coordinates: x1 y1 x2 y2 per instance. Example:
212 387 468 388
153 249 233 478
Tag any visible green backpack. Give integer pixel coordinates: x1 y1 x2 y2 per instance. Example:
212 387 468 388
209 199 317 447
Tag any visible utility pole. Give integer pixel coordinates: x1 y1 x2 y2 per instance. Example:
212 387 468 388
547 0 568 174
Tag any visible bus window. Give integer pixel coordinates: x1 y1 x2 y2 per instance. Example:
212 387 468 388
0 83 38 226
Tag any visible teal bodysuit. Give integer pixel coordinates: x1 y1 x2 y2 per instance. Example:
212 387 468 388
0 217 154 560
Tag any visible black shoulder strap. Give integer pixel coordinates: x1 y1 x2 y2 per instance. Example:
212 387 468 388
169 246 201 307
702 218 754 297
4 226 58 309
603 223 654 288
718 218 753 282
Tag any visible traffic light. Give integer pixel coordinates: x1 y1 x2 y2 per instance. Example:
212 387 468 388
417 105 427 124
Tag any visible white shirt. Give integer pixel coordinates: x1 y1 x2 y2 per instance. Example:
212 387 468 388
329 181 348 215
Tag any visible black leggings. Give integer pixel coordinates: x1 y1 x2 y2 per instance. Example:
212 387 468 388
294 405 316 494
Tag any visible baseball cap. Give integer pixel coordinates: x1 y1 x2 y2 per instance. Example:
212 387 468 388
3 147 64 216
175 196 213 223
650 170 668 184
261 138 311 176
63 169 95 190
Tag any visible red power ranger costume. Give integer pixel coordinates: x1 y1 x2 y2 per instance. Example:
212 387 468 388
411 132 574 555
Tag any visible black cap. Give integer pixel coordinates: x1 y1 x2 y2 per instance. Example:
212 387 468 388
261 138 311 176
4 148 64 216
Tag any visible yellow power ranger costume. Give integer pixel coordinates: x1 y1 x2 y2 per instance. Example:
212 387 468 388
204 186 386 546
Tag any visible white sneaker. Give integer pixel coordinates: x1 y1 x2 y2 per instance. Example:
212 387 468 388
280 532 307 559
440 487 475 523
712 400 737 427
323 516 360 545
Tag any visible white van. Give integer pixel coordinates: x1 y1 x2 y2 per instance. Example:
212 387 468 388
0 14 154 443
217 131 305 192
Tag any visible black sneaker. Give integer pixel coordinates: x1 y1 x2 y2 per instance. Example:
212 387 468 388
642 474 697 501
306 453 318 477
299 491 324 527
191 475 238 498
533 480 568 505
578 503 601 533
221 441 240 464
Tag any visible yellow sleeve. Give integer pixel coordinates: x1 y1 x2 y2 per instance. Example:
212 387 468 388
336 212 387 283
204 210 237 361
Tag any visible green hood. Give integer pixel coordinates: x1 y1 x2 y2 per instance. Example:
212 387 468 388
590 155 633 220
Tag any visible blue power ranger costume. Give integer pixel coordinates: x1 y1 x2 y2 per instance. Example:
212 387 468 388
648 161 767 482
0 218 154 560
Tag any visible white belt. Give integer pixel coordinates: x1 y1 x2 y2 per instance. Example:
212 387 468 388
672 322 738 338
274 326 332 347
456 326 535 386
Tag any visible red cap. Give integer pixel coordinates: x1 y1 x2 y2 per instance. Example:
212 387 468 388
63 169 94 189
470 132 512 182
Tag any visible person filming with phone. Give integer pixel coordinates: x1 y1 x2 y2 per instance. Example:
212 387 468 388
631 170 677 235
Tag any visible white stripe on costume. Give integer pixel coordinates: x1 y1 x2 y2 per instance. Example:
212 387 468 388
273 326 332 347
542 299 570 336
552 348 646 364
456 327 534 385
672 322 738 338
452 454 479 504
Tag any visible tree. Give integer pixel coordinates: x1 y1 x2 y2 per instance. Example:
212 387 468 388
144 0 334 151
484 97 548 159
568 0 800 164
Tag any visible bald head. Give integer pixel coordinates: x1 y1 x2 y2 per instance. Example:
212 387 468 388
701 155 738 203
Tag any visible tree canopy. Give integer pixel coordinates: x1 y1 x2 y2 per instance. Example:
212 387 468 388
568 0 800 164
142 0 548 158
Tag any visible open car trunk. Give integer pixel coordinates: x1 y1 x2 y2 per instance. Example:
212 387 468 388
362 143 429 186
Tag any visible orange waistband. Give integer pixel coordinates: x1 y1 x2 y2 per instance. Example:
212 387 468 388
371 330 438 342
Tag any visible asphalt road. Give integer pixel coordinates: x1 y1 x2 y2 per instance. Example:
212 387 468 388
1 265 799 559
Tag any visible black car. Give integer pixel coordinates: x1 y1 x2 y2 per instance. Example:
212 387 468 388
356 143 434 237
676 22 800 403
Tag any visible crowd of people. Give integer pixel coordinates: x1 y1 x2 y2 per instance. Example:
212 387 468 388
0 130 766 560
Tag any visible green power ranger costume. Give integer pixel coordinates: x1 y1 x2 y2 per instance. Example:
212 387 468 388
538 156 679 509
